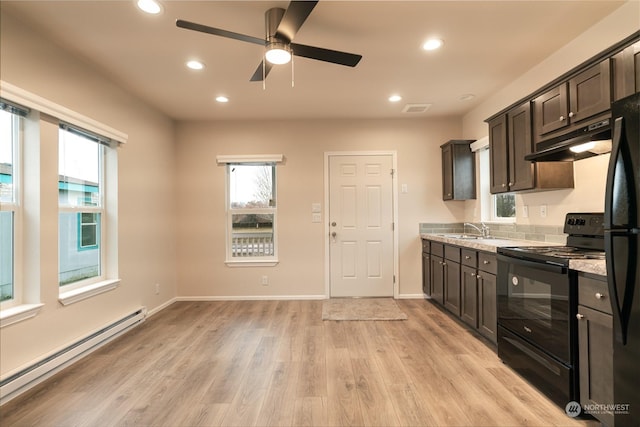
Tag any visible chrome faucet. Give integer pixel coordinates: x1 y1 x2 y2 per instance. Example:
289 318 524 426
464 222 491 238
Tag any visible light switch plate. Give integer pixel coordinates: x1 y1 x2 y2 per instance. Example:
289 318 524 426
311 203 321 213
540 205 547 218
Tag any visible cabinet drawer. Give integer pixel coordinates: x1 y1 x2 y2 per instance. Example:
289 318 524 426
422 239 430 253
579 275 612 314
478 252 497 275
461 249 477 268
431 242 444 257
445 245 460 262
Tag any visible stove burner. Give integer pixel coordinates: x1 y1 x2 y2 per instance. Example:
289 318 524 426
499 245 605 263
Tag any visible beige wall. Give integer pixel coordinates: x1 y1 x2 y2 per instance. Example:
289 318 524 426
1 11 177 375
175 118 461 299
462 0 640 225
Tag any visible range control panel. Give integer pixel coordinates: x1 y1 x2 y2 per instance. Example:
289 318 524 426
563 212 604 236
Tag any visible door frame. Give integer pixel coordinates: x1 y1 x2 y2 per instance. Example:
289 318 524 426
323 151 399 298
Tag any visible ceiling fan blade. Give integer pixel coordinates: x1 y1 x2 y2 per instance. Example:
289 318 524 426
176 19 265 46
290 43 362 67
249 61 274 82
276 0 319 41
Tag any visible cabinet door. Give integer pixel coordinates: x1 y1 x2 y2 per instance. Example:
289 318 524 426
431 255 444 304
488 115 509 194
478 272 497 344
441 144 453 200
461 265 478 328
533 83 569 137
578 305 614 427
612 42 640 101
422 251 431 296
568 59 611 124
443 259 461 316
507 102 535 191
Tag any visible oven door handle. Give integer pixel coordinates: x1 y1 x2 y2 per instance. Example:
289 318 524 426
497 254 567 274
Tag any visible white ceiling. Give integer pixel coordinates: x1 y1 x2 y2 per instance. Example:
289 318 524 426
1 1 626 121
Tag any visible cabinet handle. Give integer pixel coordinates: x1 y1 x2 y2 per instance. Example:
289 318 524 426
560 115 565 121
501 183 506 187
476 274 482 280
471 273 476 277
465 255 471 260
595 292 605 299
576 313 585 320
447 193 452 197
568 112 574 118
508 182 513 186
483 260 490 265
442 262 447 266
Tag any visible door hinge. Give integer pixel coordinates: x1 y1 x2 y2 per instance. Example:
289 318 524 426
392 222 395 231
391 168 395 176
393 275 396 284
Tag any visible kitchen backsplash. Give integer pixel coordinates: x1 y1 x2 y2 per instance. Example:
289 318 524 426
419 222 567 244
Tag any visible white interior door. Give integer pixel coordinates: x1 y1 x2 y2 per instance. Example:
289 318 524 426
329 154 394 297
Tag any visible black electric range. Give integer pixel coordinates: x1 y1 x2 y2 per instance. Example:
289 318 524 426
498 212 605 266
496 213 604 408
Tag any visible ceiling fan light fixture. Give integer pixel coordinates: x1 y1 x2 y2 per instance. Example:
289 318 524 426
136 0 162 15
215 96 229 103
265 42 292 65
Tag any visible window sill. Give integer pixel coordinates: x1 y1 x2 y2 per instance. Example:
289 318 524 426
225 260 279 267
0 303 45 328
58 279 121 306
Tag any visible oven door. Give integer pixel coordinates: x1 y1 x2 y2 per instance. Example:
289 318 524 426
497 254 572 364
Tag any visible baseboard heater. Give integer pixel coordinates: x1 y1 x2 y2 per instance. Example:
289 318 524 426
0 307 146 405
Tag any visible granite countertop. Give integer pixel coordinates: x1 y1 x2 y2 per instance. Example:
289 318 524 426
421 233 607 277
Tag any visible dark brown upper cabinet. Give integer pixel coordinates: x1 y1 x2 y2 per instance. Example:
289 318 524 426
612 40 640 101
533 59 611 143
489 102 574 194
441 140 476 201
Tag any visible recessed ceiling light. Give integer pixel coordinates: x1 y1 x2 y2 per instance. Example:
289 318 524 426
388 94 402 103
186 60 205 70
216 96 229 103
136 0 163 14
459 93 475 101
422 38 444 51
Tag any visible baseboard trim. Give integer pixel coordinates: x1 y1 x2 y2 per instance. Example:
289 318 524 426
146 297 178 318
175 295 327 302
396 293 428 299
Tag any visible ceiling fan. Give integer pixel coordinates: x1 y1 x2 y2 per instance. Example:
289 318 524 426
176 1 362 82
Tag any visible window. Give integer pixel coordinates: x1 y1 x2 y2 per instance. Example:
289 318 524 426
0 107 22 306
58 126 105 288
226 163 277 263
479 147 516 222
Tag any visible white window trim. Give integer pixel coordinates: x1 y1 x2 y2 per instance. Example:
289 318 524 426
58 279 120 306
0 83 125 320
218 155 283 266
0 303 44 328
0 110 23 311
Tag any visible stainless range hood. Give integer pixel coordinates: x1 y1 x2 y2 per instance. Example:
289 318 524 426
525 119 612 162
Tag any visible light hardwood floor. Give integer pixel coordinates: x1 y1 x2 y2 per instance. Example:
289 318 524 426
0 299 599 426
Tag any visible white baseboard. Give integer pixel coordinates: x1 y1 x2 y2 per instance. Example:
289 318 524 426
146 297 178 318
175 295 327 302
396 293 428 299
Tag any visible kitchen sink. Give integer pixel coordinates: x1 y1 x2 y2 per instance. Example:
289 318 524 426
437 234 484 240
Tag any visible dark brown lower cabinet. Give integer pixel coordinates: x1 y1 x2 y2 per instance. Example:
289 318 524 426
426 240 497 346
422 239 431 296
577 274 614 426
477 271 497 343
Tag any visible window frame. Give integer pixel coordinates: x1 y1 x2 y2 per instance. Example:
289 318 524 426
0 109 23 310
220 158 281 266
58 126 107 292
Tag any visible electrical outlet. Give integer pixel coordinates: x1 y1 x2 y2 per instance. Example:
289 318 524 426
522 205 529 218
540 205 547 218
261 275 269 286
155 283 160 295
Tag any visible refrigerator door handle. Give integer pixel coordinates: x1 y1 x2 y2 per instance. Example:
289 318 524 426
604 117 627 228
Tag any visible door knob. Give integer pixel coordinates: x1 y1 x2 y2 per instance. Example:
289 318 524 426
331 222 337 227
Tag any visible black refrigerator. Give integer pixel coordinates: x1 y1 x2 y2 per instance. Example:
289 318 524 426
604 92 640 427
